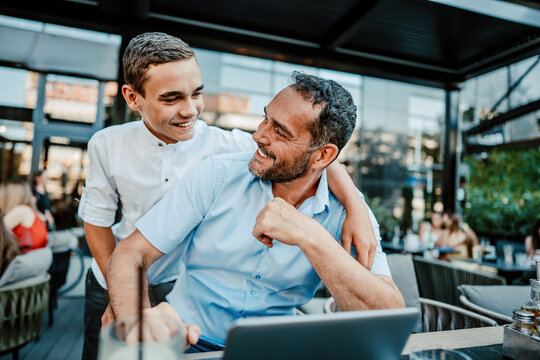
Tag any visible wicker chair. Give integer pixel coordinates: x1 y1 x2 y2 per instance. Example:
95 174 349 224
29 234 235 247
457 284 529 325
323 296 497 332
0 273 50 359
459 295 512 325
413 256 505 306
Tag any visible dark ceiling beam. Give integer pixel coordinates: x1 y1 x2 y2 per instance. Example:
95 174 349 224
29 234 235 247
457 36 540 81
144 14 458 89
321 0 382 51
98 0 149 20
464 137 540 153
465 98 540 136
0 105 33 122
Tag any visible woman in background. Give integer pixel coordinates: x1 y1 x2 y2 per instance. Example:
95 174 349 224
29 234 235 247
419 212 447 249
0 180 47 253
525 218 540 258
0 212 21 276
437 212 478 258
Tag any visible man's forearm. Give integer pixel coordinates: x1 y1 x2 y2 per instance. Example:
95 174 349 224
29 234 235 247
84 222 116 280
299 231 404 310
107 231 153 319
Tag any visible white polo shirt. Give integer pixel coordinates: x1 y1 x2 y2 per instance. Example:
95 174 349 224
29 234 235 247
78 120 255 288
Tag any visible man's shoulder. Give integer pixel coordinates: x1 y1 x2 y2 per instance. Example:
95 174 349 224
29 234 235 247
200 152 253 184
209 151 253 165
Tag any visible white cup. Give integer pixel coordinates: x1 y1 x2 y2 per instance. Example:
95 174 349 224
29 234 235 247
98 314 186 360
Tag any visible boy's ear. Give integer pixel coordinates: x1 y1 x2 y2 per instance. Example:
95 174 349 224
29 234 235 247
122 84 141 111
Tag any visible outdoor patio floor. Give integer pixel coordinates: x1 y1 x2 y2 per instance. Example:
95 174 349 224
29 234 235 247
1 296 85 360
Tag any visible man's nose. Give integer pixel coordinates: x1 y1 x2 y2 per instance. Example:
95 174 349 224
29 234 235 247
252 120 270 144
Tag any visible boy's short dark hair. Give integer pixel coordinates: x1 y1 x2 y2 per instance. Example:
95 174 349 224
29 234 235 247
123 32 194 96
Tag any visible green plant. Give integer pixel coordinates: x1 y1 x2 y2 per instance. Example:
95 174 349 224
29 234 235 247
463 148 540 239
365 196 399 240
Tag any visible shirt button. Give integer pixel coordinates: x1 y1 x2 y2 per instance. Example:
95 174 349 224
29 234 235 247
158 142 163 147
164 178 169 182
255 275 261 280
250 290 255 296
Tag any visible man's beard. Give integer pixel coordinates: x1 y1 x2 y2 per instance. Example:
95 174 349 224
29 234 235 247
249 146 312 183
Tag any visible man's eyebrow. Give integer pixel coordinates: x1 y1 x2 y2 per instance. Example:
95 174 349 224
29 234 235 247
158 85 204 98
272 119 293 137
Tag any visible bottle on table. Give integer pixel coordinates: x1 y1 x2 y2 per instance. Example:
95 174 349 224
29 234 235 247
521 259 540 327
510 309 536 336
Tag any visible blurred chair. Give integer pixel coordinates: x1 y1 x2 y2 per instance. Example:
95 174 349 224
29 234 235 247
458 285 529 325
413 256 505 306
386 254 422 332
47 229 80 326
0 273 51 359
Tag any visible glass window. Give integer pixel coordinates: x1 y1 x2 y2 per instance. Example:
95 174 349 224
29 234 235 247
0 66 28 107
275 61 318 75
220 66 272 94
43 74 100 123
222 53 273 70
476 67 508 118
510 56 540 108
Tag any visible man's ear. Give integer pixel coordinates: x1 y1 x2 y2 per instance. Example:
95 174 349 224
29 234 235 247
311 144 339 170
122 84 141 111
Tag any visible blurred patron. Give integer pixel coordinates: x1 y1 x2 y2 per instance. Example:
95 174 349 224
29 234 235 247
437 212 478 258
0 213 21 277
525 218 540 258
418 212 447 249
0 180 48 253
31 170 56 230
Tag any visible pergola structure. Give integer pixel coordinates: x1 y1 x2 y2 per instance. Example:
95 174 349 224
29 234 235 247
1 0 539 211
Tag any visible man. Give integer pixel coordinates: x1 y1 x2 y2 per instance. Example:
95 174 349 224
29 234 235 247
107 73 405 352
79 32 378 359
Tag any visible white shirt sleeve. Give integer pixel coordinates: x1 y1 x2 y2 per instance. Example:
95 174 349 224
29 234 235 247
77 132 119 227
208 126 257 153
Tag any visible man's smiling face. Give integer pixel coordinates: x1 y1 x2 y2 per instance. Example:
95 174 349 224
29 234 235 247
249 86 322 183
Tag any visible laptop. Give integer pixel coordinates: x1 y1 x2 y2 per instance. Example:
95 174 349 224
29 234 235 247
189 307 419 360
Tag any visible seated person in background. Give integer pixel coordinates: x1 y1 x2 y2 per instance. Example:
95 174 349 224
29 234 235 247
418 211 447 249
107 73 405 352
0 212 21 277
525 218 540 258
31 169 55 230
436 212 477 258
0 180 48 253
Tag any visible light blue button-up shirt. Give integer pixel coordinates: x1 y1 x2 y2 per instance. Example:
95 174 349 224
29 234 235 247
136 152 390 346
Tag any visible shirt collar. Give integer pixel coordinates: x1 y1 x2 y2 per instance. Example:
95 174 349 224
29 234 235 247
252 169 330 216
139 119 201 148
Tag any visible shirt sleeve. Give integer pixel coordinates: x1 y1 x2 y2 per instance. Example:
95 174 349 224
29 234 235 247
209 126 257 153
135 156 222 254
77 133 119 227
337 190 392 277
